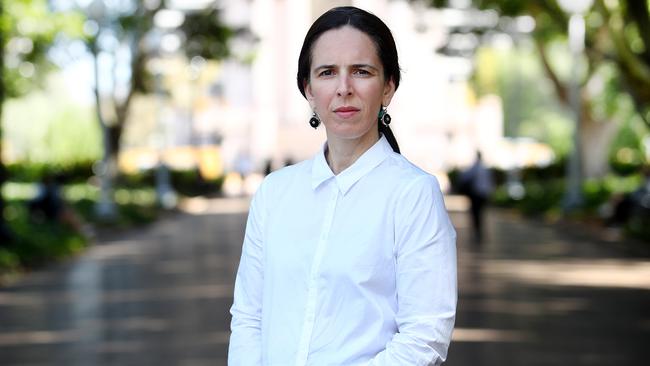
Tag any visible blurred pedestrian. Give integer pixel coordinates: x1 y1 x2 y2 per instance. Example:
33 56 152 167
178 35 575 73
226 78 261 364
229 7 457 365
29 173 64 222
459 152 494 242
607 165 650 227
28 173 83 234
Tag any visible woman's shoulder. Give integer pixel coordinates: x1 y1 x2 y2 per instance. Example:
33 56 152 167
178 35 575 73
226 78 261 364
383 153 441 189
257 159 312 193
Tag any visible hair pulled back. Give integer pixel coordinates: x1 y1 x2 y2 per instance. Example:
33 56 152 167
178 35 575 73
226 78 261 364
296 6 402 153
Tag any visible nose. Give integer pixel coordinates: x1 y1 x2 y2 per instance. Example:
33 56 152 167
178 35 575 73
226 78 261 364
336 74 352 96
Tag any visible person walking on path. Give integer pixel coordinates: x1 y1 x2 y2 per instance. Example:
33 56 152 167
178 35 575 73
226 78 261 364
228 6 457 365
28 173 84 234
458 152 494 243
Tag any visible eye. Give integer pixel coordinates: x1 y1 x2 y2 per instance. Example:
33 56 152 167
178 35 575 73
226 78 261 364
353 68 371 76
318 69 334 77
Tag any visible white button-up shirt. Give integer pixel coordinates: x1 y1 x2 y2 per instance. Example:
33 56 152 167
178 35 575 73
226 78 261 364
229 136 457 366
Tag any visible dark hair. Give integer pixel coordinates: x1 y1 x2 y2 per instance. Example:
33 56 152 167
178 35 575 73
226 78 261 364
296 6 401 153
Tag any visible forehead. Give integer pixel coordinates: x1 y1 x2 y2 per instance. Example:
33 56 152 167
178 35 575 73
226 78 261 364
310 26 381 67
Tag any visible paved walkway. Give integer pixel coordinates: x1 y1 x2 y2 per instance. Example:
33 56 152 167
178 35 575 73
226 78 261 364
0 196 648 365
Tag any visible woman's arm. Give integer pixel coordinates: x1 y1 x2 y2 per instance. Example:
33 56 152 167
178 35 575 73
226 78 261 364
228 188 266 365
369 175 458 365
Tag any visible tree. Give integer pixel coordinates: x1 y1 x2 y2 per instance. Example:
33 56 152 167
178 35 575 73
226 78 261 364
425 0 650 177
0 0 84 243
0 0 6 244
80 0 234 217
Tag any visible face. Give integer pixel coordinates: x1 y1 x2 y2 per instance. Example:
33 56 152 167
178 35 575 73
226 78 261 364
304 26 395 144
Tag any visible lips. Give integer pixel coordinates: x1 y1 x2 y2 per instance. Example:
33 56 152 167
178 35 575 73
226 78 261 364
334 106 360 118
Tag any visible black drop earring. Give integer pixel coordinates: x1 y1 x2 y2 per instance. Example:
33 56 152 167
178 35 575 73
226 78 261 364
309 112 320 129
378 106 391 126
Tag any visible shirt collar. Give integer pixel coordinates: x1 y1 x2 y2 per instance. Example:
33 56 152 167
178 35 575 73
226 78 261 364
311 135 393 195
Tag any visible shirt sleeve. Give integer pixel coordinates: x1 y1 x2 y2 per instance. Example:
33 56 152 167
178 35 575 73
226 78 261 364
228 184 266 365
369 175 458 366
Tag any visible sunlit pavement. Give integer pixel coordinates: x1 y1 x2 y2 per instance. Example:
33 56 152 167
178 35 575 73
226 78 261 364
447 198 650 366
0 196 649 365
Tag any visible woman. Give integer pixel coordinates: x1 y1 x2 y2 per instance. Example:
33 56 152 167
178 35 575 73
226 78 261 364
229 6 457 365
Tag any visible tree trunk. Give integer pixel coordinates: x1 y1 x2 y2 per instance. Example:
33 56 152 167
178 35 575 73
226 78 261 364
536 40 617 179
581 116 619 178
91 37 116 220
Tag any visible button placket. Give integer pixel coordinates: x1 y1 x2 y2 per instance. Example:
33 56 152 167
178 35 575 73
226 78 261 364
295 184 339 366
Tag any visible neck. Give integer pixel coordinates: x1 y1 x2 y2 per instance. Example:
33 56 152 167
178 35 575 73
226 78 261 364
325 130 379 175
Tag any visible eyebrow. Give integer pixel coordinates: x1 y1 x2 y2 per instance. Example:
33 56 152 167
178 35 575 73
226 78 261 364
313 64 380 72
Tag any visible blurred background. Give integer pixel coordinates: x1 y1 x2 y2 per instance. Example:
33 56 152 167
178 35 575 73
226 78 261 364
0 0 649 365
1 0 650 249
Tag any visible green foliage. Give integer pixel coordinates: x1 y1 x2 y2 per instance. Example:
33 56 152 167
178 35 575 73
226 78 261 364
589 63 634 121
1 0 85 98
581 173 644 212
5 167 227 199
491 165 648 240
429 0 650 129
628 206 650 241
490 165 566 217
180 7 234 60
491 177 571 217
2 200 86 269
519 160 566 180
0 248 19 273
171 169 225 197
518 179 565 216
473 44 574 157
608 116 648 175
72 197 158 228
88 1 235 111
582 178 613 211
583 173 650 242
431 0 650 239
119 168 225 197
519 112 573 157
0 182 162 275
2 74 102 165
5 161 93 183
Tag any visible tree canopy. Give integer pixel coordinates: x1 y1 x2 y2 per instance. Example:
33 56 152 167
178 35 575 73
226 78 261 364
0 0 85 242
428 0 650 129
81 0 235 154
1 0 84 98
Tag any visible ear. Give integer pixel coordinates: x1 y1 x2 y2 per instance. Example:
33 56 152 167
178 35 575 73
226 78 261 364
304 79 315 107
382 78 396 107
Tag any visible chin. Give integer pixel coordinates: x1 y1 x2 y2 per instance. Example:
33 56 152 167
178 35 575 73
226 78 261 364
326 125 376 141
